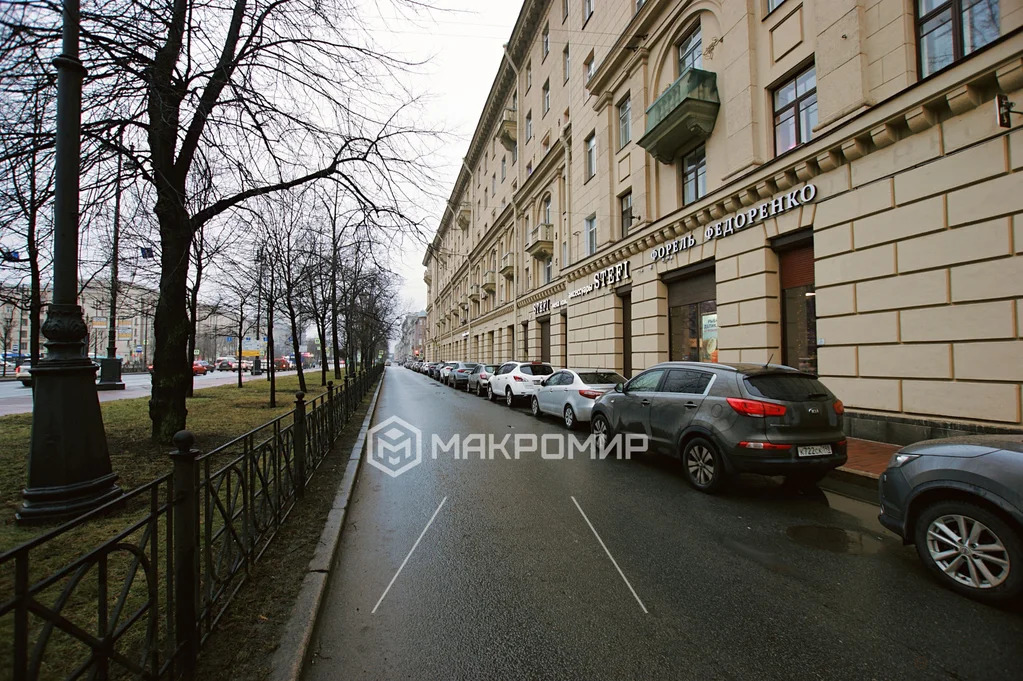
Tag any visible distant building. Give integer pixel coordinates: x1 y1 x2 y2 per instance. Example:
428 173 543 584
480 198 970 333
395 311 427 360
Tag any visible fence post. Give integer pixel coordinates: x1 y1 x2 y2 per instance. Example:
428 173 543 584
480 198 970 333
170 430 199 681
294 392 307 498
344 374 353 420
327 381 336 440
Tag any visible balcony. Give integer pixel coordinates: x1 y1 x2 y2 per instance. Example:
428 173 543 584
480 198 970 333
637 68 719 164
481 270 497 293
499 252 515 279
456 204 471 231
468 284 480 301
525 223 555 258
423 270 432 285
497 108 517 151
459 294 469 310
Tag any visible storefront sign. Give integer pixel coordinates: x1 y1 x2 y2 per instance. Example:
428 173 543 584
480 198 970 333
650 183 818 261
534 259 633 315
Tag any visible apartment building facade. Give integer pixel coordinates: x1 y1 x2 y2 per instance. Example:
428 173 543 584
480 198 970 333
423 0 1023 443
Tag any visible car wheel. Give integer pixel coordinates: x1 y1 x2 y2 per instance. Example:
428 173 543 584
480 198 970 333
913 501 1022 603
590 415 613 453
530 396 541 417
465 381 471 393
564 405 577 430
487 384 496 402
683 437 726 494
476 383 483 397
505 388 515 407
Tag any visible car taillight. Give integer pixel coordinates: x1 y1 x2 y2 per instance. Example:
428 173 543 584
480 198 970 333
833 400 845 415
726 397 787 418
578 389 603 399
738 441 792 450
513 375 525 382
480 373 489 379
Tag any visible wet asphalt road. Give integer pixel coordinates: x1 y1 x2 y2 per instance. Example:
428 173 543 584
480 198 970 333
306 367 1023 681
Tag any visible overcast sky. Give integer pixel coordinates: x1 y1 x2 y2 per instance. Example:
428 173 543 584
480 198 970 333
367 1 523 316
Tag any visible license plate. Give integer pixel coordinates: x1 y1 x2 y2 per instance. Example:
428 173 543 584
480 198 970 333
797 445 832 458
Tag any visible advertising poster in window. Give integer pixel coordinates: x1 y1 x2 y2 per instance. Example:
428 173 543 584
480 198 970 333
700 313 718 363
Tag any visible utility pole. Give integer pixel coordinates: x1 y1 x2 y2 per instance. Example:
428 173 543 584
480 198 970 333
98 129 125 390
19 0 122 523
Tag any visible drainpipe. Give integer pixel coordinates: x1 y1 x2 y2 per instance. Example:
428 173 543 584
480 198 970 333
502 44 524 359
460 157 475 359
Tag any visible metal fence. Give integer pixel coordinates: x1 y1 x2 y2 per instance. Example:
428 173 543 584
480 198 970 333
0 365 383 681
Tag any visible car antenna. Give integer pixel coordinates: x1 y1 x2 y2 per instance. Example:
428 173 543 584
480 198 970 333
765 353 774 369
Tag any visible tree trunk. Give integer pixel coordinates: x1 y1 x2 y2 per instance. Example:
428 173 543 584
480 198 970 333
236 305 244 389
267 284 276 408
286 294 306 393
149 216 192 443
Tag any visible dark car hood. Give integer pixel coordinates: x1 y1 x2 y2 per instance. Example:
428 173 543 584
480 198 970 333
900 435 1023 458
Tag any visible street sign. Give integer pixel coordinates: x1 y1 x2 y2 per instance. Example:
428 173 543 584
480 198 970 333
136 345 143 352
193 350 200 356
227 336 233 343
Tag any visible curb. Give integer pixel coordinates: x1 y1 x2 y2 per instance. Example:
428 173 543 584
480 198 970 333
269 374 385 681
821 466 881 506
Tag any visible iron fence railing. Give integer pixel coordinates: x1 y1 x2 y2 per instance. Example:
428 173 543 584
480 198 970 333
0 364 383 681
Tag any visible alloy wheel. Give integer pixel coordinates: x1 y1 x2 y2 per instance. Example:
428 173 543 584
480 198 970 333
487 384 495 402
564 405 575 430
925 514 1011 590
505 389 514 407
591 416 609 451
531 396 541 417
685 442 717 488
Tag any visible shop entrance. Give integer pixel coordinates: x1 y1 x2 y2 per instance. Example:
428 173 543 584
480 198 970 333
666 264 717 363
778 240 817 373
539 317 551 363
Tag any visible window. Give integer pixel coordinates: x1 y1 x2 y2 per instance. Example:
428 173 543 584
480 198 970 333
620 191 633 237
501 157 506 181
584 132 596 180
584 214 597 254
773 64 817 155
492 174 496 195
526 62 532 91
543 196 552 224
679 26 703 74
512 143 518 164
626 369 665 393
583 0 594 23
526 111 533 140
662 369 712 394
766 0 786 13
542 23 550 58
561 240 568 267
778 242 818 374
682 145 706 205
636 0 646 12
542 79 551 114
563 0 569 21
543 257 553 283
563 45 571 82
917 0 1000 78
618 95 632 147
527 161 533 175
584 53 596 80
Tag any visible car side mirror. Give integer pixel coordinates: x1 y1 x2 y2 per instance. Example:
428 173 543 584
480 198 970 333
614 383 624 393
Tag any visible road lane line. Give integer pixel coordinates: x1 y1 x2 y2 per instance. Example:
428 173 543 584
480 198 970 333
571 496 648 614
372 495 448 614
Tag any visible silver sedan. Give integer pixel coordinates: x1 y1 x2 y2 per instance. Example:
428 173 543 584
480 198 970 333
531 369 626 430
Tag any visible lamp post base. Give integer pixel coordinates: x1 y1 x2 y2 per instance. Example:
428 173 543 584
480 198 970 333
96 357 126 390
20 351 123 525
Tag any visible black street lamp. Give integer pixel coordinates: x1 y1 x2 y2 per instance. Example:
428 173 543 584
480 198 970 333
18 0 122 523
98 128 126 390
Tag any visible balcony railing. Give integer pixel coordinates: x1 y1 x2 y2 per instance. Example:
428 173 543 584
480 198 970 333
468 284 480 301
525 223 555 258
482 270 497 293
497 108 517 151
638 68 719 164
499 252 515 279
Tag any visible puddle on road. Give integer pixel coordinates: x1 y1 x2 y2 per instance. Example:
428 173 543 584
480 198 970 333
786 525 885 556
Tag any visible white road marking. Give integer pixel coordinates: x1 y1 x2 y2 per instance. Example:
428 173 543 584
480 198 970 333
372 495 448 614
571 496 648 614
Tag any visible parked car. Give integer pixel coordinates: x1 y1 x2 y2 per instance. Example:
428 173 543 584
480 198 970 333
445 362 478 388
487 361 556 406
878 435 1023 603
192 361 208 376
590 362 847 493
15 363 32 387
532 369 626 429
438 362 460 383
467 363 499 397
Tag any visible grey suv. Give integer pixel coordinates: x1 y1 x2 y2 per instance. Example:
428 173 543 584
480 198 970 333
590 362 847 492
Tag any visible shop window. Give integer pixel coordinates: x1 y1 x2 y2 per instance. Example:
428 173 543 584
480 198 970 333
917 0 999 78
773 64 817 156
667 268 717 363
682 145 706 205
779 243 817 374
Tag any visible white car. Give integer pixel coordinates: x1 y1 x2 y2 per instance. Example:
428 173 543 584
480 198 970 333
15 363 32 387
487 361 555 407
531 369 626 429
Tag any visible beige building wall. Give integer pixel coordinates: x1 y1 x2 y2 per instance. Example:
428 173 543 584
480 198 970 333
425 0 1023 440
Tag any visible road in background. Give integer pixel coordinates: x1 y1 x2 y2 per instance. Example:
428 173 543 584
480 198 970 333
305 366 1023 681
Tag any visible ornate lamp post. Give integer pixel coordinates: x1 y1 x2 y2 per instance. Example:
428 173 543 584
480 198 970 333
18 0 122 523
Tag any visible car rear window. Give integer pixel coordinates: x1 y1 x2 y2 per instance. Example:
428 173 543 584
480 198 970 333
578 372 626 385
744 374 831 401
520 364 554 376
